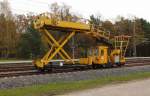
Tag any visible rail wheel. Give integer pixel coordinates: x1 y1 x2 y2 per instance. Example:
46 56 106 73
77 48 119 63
116 63 122 67
92 64 103 69
92 64 97 69
33 59 46 72
105 62 113 68
37 68 45 72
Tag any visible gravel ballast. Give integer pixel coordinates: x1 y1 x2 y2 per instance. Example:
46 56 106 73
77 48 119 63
1 65 150 89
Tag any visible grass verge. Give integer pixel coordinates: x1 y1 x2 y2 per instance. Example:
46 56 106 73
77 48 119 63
1 71 150 96
0 59 30 62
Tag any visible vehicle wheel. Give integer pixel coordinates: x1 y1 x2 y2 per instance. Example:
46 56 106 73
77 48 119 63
116 63 121 67
106 62 112 68
92 64 97 69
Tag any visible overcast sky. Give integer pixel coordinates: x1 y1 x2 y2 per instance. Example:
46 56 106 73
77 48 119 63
1 0 150 21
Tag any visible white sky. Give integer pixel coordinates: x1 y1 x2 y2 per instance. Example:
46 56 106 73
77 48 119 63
1 0 150 21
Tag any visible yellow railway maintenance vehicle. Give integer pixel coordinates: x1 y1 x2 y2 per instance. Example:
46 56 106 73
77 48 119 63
80 35 130 68
33 13 130 70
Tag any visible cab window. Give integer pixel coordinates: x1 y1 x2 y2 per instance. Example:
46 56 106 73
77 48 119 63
94 48 99 56
101 50 104 56
87 48 92 56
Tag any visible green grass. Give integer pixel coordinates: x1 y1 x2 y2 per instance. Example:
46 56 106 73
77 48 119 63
0 59 30 62
1 71 150 96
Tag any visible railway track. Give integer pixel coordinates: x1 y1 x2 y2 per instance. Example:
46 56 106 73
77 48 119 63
0 57 150 78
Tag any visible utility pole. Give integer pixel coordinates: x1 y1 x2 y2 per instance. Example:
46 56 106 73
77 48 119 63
133 18 137 57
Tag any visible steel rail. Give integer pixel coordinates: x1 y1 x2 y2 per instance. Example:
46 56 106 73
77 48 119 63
0 57 150 78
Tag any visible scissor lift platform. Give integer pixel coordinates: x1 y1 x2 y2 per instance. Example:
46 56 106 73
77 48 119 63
33 14 111 68
34 16 90 31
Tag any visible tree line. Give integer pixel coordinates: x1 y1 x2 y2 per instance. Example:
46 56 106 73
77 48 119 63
0 1 150 59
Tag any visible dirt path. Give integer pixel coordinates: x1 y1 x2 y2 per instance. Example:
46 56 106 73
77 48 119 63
59 78 150 96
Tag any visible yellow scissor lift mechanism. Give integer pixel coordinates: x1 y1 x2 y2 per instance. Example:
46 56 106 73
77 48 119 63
33 13 130 69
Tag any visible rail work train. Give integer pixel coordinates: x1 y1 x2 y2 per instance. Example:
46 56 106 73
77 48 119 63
33 13 130 71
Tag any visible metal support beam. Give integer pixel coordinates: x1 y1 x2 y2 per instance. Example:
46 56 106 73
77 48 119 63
35 29 75 68
46 31 75 63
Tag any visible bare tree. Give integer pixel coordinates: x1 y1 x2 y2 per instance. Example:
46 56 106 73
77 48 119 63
0 0 12 20
0 0 18 58
49 2 81 22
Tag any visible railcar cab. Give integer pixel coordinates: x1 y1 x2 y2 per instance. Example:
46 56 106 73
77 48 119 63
79 45 109 66
88 46 108 65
